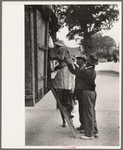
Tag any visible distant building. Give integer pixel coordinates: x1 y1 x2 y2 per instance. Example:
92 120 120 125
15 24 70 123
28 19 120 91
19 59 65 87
67 45 83 57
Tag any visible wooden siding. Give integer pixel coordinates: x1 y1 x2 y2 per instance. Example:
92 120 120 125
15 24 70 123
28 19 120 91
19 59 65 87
25 5 58 106
36 9 47 101
25 7 36 106
25 7 33 104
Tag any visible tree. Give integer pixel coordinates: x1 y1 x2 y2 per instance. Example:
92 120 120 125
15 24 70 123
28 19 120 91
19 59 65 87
52 5 119 53
91 34 117 58
103 36 116 51
92 35 116 51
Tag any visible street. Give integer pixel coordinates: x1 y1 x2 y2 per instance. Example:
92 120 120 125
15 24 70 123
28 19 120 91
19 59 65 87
25 70 120 148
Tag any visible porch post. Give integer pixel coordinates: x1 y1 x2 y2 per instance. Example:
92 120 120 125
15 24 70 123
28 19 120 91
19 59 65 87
30 7 35 106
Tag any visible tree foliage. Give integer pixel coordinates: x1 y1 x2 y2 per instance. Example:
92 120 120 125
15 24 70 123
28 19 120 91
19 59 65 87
52 4 119 53
91 35 117 57
53 5 119 39
92 35 116 50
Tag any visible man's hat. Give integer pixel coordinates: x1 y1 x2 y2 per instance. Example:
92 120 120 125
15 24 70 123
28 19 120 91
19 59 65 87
54 40 65 47
75 54 87 61
87 54 98 65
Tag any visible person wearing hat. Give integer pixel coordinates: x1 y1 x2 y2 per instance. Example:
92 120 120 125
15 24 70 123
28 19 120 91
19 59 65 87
73 54 87 132
67 54 99 140
50 40 75 127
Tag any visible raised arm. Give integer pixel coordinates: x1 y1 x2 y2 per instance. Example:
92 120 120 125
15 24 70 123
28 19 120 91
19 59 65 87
68 64 87 79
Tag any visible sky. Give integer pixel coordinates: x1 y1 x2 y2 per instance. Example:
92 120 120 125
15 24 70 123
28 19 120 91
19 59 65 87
57 27 80 47
57 8 121 48
102 20 121 45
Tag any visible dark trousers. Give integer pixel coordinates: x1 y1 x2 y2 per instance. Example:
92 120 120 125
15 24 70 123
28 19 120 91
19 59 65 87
74 89 84 128
82 90 98 137
56 89 73 115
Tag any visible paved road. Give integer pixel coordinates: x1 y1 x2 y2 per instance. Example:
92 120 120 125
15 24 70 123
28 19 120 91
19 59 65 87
25 70 120 148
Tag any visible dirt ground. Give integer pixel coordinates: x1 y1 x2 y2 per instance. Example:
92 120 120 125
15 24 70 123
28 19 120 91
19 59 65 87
25 70 120 148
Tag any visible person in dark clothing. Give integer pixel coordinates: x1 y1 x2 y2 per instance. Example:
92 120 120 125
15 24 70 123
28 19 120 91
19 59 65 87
73 55 87 132
67 54 99 140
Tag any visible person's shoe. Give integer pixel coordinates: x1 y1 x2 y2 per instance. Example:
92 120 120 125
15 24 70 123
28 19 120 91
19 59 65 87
62 122 66 128
76 125 83 131
80 135 94 140
80 130 85 133
94 133 99 137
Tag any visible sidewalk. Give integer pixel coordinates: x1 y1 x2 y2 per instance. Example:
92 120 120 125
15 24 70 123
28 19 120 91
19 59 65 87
25 70 120 148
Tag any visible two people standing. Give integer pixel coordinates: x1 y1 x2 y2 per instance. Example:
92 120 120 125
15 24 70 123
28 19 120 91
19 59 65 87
50 39 99 140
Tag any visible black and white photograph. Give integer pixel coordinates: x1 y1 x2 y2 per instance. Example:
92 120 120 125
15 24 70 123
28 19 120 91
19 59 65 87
2 1 121 149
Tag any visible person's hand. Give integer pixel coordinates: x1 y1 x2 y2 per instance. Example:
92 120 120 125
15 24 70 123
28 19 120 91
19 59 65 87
73 58 77 64
74 59 77 66
74 61 79 67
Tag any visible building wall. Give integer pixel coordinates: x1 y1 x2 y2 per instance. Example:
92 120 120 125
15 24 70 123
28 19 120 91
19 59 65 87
37 10 45 96
37 10 46 47
96 62 119 73
25 7 33 102
25 5 59 106
25 6 48 106
36 9 48 101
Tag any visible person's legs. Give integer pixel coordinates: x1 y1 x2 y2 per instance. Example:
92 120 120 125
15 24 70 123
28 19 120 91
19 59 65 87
93 92 99 135
70 92 75 112
67 90 74 118
56 89 59 109
57 89 66 127
62 89 73 118
75 89 84 130
82 90 98 137
94 110 99 136
72 91 77 105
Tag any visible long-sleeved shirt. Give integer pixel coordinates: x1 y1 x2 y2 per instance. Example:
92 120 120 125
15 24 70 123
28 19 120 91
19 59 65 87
75 65 85 89
68 64 96 91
